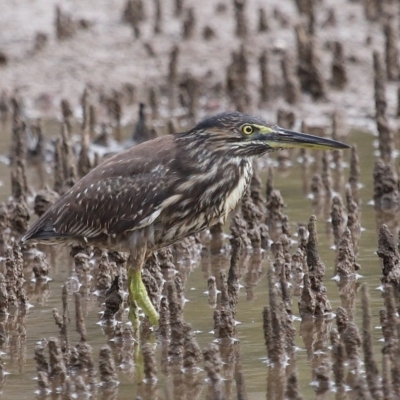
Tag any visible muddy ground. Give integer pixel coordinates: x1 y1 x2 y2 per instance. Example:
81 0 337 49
0 0 398 129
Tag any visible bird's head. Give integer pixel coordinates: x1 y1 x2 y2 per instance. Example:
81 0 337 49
188 112 350 157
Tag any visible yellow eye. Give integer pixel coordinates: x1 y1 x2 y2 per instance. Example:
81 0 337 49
242 125 254 135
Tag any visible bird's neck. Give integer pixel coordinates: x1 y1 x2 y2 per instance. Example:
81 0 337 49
221 158 253 218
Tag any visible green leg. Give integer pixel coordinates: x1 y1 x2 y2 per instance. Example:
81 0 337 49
128 278 140 333
128 269 159 326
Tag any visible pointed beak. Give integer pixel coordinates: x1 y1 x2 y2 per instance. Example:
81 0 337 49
258 126 350 150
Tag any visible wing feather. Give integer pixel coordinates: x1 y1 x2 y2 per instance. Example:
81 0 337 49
23 136 178 243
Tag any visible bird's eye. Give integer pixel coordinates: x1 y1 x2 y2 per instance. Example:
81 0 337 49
242 125 254 135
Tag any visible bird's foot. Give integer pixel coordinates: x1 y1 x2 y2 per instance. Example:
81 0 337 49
129 270 159 326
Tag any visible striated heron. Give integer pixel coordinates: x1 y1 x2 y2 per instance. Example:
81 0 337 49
22 112 349 326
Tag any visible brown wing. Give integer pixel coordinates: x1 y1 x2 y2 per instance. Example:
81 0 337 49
23 135 178 242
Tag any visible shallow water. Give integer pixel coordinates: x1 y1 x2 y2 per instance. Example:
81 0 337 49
0 119 388 399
